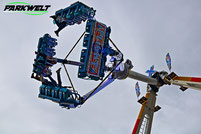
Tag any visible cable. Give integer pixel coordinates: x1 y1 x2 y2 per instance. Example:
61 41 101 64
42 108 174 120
62 64 76 93
64 31 85 59
109 38 121 53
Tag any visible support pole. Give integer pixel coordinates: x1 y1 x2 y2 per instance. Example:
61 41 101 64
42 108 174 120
132 90 157 134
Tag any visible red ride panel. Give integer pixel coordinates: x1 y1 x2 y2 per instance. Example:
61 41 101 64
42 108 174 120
87 21 106 77
191 77 201 83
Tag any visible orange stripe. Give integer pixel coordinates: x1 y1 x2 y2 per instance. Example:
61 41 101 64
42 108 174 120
173 77 191 81
137 93 149 119
174 76 201 83
132 93 149 134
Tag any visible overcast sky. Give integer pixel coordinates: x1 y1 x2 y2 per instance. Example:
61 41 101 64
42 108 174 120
1 0 201 134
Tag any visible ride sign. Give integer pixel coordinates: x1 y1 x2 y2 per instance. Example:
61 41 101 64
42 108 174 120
87 21 106 77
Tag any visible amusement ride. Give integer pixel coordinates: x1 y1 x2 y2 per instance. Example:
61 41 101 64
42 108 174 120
31 2 201 134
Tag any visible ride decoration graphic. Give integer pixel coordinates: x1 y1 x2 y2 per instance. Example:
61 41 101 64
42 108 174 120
4 2 51 15
87 21 107 78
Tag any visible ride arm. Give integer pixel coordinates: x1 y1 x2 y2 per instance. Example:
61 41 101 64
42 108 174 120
128 71 158 85
56 58 84 66
165 72 201 91
82 77 115 103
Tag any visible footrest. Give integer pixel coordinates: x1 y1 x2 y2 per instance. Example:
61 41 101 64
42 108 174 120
154 105 161 112
138 96 147 104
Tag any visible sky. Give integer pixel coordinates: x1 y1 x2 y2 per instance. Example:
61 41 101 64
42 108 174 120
1 0 201 134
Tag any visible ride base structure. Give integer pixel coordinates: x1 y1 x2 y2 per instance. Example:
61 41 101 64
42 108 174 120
31 1 201 134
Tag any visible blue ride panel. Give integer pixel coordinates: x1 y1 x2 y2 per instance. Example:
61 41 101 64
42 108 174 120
51 1 96 36
78 19 116 80
33 34 57 77
38 84 82 109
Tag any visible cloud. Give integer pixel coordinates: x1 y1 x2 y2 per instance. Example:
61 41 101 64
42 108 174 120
1 0 201 134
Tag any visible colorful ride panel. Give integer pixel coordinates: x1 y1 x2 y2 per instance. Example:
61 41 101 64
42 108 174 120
51 1 96 36
39 84 82 109
78 19 117 80
33 34 57 77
